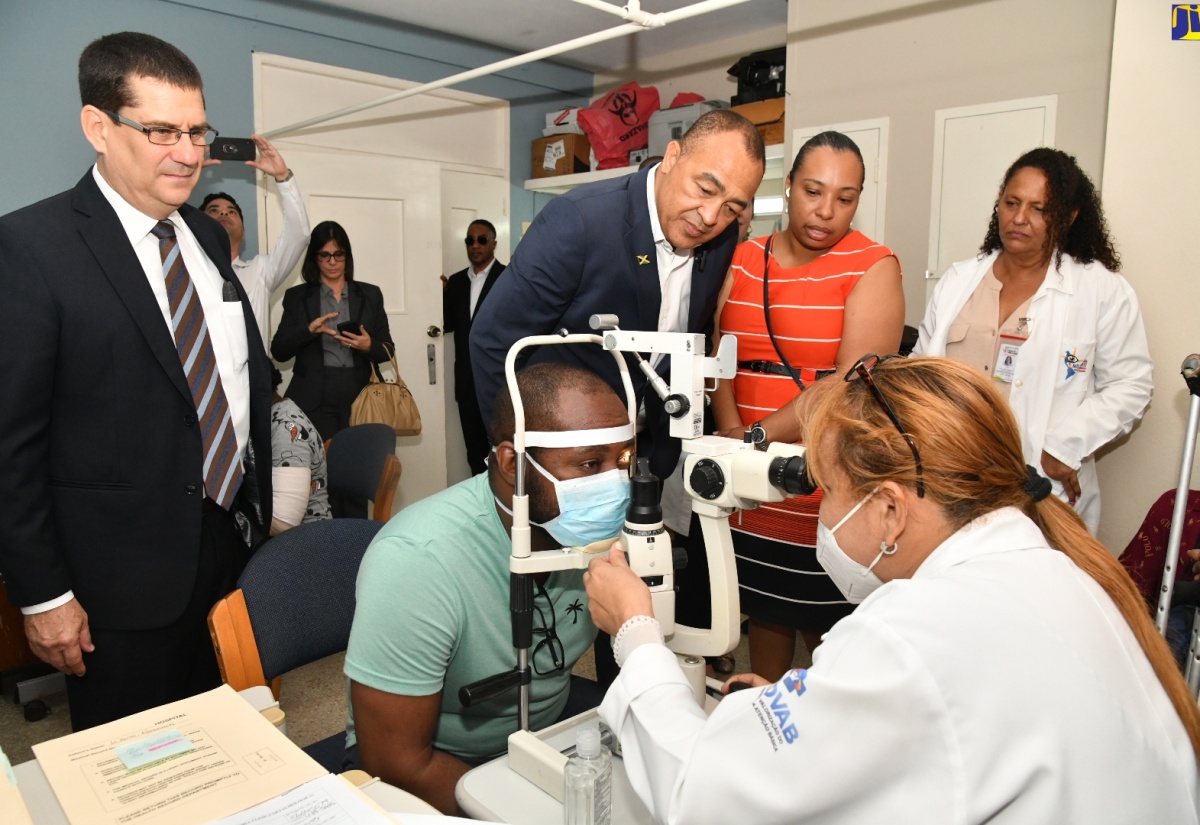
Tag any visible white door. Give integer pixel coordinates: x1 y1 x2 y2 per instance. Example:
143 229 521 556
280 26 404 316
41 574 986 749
264 149 446 510
791 117 889 242
926 96 1057 303
439 170 510 484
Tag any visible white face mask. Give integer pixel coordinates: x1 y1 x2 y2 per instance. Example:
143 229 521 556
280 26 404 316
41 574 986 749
815 488 898 604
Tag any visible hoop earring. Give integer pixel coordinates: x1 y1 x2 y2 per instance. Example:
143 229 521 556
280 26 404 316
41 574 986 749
784 187 791 197
880 540 899 555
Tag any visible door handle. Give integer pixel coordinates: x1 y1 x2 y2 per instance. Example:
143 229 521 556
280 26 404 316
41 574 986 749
427 344 437 385
427 325 441 338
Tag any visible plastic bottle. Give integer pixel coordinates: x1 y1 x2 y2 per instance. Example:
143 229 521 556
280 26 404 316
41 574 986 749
563 725 612 825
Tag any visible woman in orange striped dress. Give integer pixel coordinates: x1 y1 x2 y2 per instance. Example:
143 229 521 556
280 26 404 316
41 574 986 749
711 132 904 680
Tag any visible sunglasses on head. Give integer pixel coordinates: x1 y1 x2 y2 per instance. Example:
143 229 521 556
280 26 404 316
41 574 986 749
464 235 492 246
844 353 925 498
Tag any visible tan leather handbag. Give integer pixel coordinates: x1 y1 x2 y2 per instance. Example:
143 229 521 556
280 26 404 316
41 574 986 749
350 343 421 436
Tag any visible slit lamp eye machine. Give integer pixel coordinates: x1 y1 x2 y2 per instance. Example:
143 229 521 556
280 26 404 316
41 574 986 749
458 315 814 801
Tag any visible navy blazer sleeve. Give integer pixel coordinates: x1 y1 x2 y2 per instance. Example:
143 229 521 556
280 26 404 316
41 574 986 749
469 198 591 425
0 204 72 604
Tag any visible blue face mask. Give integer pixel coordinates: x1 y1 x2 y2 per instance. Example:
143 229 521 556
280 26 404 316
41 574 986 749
526 453 630 548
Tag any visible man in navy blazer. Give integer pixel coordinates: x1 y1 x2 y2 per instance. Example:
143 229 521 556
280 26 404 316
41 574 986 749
470 111 765 479
444 219 505 473
0 33 272 730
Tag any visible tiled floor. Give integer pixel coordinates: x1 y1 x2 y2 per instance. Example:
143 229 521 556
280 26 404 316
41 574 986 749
0 627 811 767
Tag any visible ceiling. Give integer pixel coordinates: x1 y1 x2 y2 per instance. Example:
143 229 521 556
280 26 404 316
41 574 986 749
304 0 786 72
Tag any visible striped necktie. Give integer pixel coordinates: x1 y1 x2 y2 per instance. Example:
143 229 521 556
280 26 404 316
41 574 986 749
151 220 243 510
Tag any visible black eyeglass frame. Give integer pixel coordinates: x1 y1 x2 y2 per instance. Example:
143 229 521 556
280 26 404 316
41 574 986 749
844 353 926 498
464 235 493 246
530 580 566 676
101 109 217 146
315 250 347 262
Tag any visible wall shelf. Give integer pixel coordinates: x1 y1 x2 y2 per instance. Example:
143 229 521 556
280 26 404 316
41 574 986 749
523 143 787 194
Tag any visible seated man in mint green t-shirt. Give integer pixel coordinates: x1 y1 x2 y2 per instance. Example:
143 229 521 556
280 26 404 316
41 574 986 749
344 361 635 815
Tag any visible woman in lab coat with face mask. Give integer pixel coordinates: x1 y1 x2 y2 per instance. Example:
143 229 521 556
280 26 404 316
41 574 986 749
584 356 1200 825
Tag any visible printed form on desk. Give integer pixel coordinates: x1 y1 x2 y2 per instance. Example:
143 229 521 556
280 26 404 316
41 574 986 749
32 684 327 825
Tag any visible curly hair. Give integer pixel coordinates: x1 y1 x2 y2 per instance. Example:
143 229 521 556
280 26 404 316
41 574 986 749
979 147 1120 272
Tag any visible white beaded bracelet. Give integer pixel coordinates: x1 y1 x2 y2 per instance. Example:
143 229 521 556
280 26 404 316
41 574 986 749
613 614 663 668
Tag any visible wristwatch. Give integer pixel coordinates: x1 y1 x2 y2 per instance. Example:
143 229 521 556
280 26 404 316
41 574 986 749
747 420 768 451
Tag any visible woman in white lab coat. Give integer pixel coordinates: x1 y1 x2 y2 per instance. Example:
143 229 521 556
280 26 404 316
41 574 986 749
584 356 1199 825
913 147 1152 533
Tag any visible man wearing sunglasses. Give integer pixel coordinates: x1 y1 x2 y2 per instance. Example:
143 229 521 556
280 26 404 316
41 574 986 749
0 33 272 730
344 362 634 815
443 219 505 473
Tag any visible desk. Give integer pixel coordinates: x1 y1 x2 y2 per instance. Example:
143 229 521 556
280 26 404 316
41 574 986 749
455 714 656 825
13 760 441 822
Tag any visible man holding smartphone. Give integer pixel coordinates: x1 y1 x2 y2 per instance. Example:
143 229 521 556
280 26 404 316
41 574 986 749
201 135 310 349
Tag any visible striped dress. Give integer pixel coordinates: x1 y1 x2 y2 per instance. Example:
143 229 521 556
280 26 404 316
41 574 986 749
721 230 894 630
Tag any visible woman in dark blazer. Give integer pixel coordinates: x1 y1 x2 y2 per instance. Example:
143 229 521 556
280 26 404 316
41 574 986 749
271 221 393 442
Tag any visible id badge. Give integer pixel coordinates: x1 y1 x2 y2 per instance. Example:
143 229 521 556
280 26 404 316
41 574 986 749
994 334 1027 383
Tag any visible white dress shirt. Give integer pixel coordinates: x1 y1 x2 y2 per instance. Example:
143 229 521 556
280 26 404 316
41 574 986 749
25 167 255 615
646 166 695 371
468 257 497 318
232 175 310 346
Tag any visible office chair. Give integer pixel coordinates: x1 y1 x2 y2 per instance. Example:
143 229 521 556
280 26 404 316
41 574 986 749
325 424 401 521
207 518 384 771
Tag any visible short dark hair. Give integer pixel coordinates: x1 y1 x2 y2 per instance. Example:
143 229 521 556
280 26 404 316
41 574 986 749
980 147 1120 272
270 365 284 391
301 221 355 284
200 192 242 220
678 109 765 167
79 32 203 112
789 131 865 188
468 219 497 238
489 362 617 450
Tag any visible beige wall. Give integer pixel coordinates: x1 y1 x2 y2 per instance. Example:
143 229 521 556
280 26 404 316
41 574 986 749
1095 0 1200 552
785 0 1116 327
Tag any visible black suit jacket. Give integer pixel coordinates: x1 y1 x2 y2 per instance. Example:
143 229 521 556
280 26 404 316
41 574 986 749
0 171 273 629
469 167 737 476
443 261 504 404
270 280 393 412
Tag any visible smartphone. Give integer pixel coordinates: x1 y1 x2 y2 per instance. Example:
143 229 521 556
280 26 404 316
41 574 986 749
209 137 257 161
336 321 360 336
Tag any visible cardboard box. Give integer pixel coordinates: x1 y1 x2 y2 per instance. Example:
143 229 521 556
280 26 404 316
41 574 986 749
544 106 583 132
731 98 785 147
531 134 591 178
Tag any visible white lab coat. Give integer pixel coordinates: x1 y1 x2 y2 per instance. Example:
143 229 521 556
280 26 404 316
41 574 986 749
232 175 311 347
601 508 1199 825
913 251 1153 533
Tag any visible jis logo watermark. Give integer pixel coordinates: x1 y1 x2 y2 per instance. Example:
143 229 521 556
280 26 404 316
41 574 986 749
1171 5 1200 40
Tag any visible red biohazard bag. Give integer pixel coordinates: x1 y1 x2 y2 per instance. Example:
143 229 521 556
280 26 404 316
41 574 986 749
577 82 661 170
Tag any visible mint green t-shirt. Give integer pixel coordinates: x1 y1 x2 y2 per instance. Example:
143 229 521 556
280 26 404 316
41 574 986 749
344 473 597 759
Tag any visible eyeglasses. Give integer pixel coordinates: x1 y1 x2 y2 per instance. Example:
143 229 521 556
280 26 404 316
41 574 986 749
844 353 925 498
102 109 217 146
464 235 493 246
316 251 346 262
531 580 566 676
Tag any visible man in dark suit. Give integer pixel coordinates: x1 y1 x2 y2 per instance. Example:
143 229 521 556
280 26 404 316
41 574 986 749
0 32 272 730
470 110 765 479
443 219 505 473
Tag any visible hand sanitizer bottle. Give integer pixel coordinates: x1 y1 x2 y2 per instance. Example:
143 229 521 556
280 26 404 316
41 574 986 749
563 725 612 825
